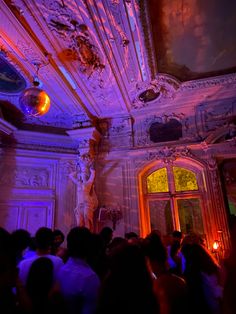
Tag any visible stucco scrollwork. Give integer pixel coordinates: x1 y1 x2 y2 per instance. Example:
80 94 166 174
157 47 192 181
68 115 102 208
146 146 192 163
39 0 105 76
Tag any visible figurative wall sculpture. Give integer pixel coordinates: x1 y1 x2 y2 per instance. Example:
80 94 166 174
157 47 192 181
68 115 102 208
69 153 98 231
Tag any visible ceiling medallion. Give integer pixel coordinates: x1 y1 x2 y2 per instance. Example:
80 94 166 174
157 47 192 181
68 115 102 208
132 74 180 110
138 89 160 103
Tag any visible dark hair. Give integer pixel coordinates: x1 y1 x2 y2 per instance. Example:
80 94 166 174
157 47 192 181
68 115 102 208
67 227 92 258
0 227 12 253
182 243 219 275
100 227 113 240
53 229 65 242
144 232 167 265
125 232 138 240
172 230 183 239
35 227 53 251
12 229 31 252
26 257 54 311
97 243 158 314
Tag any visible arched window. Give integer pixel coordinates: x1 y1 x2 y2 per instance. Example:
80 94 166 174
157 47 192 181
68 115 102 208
142 163 205 237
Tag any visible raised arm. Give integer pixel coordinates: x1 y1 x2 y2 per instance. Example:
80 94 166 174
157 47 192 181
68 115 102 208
69 171 79 184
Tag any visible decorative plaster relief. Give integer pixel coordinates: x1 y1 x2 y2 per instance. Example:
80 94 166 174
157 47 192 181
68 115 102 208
40 0 105 76
0 166 50 187
59 160 76 176
109 116 133 136
22 111 74 129
145 146 193 164
15 40 48 70
196 98 236 139
131 74 180 110
99 116 133 150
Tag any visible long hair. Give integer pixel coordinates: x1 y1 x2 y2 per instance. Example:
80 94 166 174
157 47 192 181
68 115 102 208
182 243 219 275
26 257 54 313
97 243 159 314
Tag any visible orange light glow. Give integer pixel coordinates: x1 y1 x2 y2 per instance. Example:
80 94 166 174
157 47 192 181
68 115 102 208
213 241 219 251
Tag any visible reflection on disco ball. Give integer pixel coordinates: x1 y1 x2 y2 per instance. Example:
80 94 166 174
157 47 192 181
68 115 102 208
19 87 50 117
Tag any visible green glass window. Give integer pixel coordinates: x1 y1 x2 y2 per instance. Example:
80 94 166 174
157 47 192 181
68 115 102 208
173 167 198 191
147 168 169 193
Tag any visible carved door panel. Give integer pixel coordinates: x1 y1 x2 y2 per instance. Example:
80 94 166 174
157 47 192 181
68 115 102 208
0 203 21 232
0 200 54 234
21 201 55 235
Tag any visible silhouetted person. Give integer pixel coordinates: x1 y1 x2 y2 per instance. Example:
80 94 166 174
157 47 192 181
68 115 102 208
52 229 67 262
182 243 222 314
97 243 159 314
0 228 18 314
18 227 63 286
11 229 31 264
144 232 188 314
58 227 100 314
26 257 54 314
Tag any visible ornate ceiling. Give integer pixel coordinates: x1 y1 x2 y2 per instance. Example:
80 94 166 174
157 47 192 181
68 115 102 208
0 0 236 131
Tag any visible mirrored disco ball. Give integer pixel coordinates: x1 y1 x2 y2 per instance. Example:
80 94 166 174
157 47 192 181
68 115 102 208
19 87 50 117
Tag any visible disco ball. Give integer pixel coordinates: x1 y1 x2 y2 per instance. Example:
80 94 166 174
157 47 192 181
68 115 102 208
19 87 50 117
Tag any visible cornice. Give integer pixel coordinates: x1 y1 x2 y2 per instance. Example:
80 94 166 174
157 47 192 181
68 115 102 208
180 73 236 91
0 117 17 135
12 129 78 151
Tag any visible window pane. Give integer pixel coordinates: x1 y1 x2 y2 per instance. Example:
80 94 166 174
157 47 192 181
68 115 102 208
173 167 198 191
149 200 173 235
147 168 169 193
177 198 204 235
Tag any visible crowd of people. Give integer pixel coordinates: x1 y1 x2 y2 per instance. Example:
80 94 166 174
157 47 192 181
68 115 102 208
0 224 236 314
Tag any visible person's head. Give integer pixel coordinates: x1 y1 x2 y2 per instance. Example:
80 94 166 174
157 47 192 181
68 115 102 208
11 229 31 254
172 230 183 241
125 232 139 240
182 243 219 275
67 227 92 259
144 232 167 271
108 237 127 255
35 227 53 252
109 243 148 276
0 228 17 292
181 233 206 247
52 229 65 248
26 257 54 306
99 226 113 246
0 227 12 253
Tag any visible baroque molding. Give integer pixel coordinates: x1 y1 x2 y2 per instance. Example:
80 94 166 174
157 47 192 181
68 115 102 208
145 146 193 163
0 117 17 135
12 130 78 151
180 73 236 91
